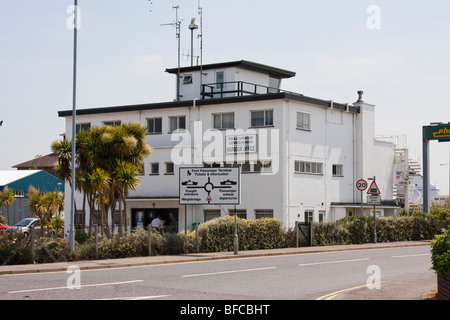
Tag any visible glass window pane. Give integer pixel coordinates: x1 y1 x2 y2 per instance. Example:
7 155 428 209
222 113 234 129
265 110 273 126
179 116 186 130
148 119 154 133
170 117 177 133
251 111 264 127
213 114 221 129
155 118 162 133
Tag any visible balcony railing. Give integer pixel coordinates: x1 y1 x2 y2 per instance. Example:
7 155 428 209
201 81 286 99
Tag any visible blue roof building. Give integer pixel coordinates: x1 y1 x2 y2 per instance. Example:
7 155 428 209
0 170 64 225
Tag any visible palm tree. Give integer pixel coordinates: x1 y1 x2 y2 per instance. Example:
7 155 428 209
115 160 141 236
51 121 152 238
0 187 16 225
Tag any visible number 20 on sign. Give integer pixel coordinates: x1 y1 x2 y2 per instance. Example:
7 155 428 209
356 179 368 191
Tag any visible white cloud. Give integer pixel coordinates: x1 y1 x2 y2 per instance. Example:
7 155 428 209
131 54 165 76
312 52 406 83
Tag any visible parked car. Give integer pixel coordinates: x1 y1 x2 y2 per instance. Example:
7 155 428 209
6 218 42 236
0 224 10 230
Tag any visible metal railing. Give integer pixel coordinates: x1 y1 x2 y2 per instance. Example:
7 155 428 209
201 81 288 99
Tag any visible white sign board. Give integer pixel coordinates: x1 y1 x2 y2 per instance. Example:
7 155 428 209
367 195 381 205
179 167 240 205
225 134 257 154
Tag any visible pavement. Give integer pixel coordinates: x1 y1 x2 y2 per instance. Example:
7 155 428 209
0 240 437 300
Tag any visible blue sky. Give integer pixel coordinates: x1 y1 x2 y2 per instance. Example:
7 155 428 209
1 0 449 195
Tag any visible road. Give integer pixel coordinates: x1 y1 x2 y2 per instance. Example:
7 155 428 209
0 245 433 301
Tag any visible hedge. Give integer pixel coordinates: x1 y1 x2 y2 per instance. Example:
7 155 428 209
431 228 450 278
2 214 450 265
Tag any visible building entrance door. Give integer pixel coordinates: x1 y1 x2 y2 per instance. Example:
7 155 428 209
131 208 179 232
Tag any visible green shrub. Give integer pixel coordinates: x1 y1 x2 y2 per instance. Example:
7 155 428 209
313 222 349 246
431 228 450 278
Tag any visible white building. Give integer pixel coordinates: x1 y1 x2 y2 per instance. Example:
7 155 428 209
59 60 399 233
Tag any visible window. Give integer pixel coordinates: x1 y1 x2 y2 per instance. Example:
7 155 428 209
255 210 274 219
169 116 186 133
138 165 145 176
297 112 311 130
319 211 325 223
147 118 162 134
251 110 273 127
14 190 25 198
305 210 314 223
204 210 221 222
332 164 344 177
165 162 174 174
228 209 247 219
183 74 193 84
103 120 121 127
295 161 323 175
213 113 234 129
150 162 159 175
76 123 91 134
216 71 224 89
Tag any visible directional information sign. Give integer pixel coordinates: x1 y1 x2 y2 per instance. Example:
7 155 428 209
367 195 381 205
367 180 381 195
179 167 240 205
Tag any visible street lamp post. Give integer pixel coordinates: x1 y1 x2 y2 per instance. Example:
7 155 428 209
69 0 79 253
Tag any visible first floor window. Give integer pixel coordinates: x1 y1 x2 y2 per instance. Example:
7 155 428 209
213 113 234 129
295 161 323 175
169 116 186 133
332 164 344 177
251 110 273 127
297 112 311 130
76 123 91 134
147 118 162 134
103 120 121 127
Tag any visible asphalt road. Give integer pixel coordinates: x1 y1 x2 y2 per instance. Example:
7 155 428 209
0 245 433 301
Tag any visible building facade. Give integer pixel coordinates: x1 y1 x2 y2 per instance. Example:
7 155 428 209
59 60 398 234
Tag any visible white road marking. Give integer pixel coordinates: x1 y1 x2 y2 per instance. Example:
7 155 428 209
391 253 431 258
96 295 170 300
298 258 370 267
8 280 144 294
182 267 277 278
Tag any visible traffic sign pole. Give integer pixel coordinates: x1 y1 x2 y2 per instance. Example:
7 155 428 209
367 176 378 243
356 179 368 217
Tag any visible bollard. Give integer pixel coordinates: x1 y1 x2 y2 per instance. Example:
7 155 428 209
148 226 152 256
95 225 99 259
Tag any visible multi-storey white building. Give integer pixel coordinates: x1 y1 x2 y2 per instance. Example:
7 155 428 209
59 60 399 233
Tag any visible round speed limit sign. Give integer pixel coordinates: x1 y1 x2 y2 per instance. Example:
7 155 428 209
356 179 368 191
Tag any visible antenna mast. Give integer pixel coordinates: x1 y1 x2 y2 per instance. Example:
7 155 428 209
198 0 204 97
161 5 182 102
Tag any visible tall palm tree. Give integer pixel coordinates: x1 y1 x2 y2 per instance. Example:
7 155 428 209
51 121 152 238
0 187 16 225
115 160 141 236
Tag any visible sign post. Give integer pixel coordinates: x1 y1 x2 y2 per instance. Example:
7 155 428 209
422 123 450 214
367 177 381 243
179 167 241 254
356 179 368 217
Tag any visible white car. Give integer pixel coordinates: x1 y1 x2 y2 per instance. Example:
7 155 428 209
7 218 42 236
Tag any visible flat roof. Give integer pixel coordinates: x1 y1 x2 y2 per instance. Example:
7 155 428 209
165 60 296 79
58 92 358 117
